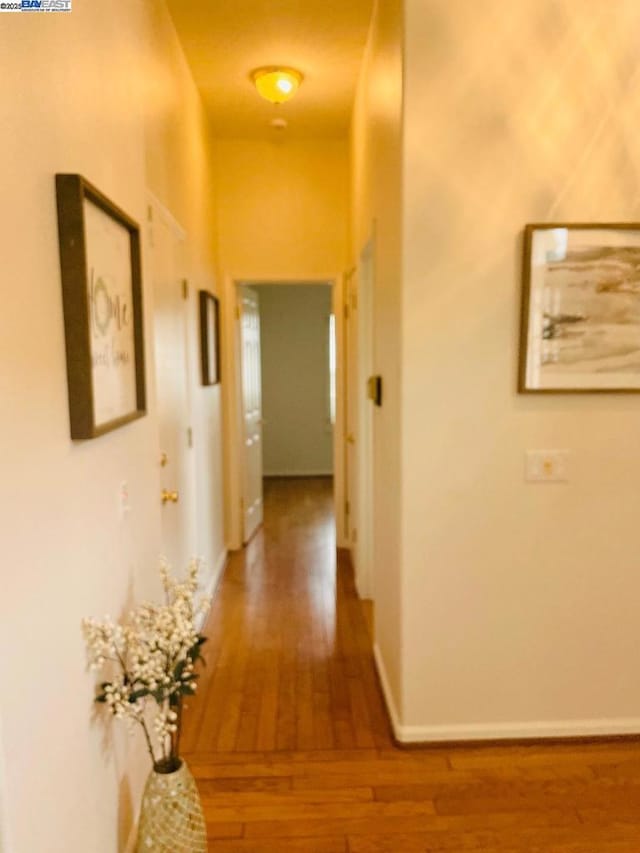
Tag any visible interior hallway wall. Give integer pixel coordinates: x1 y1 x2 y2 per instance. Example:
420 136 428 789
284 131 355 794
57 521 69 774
400 0 640 738
350 0 404 715
213 138 349 282
145 3 226 588
260 285 334 477
213 137 350 547
0 2 223 850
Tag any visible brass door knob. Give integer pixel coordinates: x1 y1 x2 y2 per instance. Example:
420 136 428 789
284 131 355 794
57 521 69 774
347 433 356 445
161 489 179 505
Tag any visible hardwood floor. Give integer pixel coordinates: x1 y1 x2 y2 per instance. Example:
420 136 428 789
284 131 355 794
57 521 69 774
182 477 640 851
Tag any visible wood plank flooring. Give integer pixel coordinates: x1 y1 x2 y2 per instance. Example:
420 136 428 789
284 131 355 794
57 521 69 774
182 477 640 851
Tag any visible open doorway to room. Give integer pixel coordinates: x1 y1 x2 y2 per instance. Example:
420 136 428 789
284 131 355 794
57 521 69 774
236 281 337 545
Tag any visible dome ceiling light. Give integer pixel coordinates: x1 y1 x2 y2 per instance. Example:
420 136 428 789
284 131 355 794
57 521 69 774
251 67 303 104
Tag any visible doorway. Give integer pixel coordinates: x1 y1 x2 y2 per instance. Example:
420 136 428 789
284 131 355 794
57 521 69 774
235 281 337 545
147 195 198 568
355 240 375 600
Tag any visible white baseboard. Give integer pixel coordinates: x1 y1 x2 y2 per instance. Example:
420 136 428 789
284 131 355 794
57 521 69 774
372 643 640 744
373 643 402 736
196 549 227 633
396 717 640 744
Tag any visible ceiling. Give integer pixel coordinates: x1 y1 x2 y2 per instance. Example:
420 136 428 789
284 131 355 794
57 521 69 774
166 0 374 139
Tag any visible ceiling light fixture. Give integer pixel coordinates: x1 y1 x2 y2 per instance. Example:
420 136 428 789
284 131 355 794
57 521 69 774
251 67 303 104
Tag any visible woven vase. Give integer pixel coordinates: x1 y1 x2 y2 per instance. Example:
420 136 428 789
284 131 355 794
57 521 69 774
135 760 207 853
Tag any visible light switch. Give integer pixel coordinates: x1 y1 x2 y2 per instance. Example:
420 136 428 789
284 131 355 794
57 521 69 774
525 450 569 483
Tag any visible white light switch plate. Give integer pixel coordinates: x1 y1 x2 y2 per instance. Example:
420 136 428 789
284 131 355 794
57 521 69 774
525 450 569 483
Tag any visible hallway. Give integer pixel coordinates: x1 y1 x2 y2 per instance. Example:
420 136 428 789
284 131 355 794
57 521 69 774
182 479 640 852
182 476 388 754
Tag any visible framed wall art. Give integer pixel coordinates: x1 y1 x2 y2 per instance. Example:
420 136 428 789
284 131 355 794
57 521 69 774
519 223 640 392
199 290 220 386
56 174 146 438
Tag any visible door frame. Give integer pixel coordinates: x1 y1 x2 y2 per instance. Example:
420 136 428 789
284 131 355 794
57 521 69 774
355 239 375 599
145 190 198 565
222 274 346 551
237 284 264 544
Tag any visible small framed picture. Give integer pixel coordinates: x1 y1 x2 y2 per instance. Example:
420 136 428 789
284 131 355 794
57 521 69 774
199 290 220 386
519 223 640 392
55 174 146 439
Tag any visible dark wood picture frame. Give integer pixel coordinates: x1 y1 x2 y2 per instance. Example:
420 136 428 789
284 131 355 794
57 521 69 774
518 222 640 394
56 174 146 439
199 290 221 386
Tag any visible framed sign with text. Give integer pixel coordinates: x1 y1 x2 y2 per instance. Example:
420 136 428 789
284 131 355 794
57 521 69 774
56 174 146 439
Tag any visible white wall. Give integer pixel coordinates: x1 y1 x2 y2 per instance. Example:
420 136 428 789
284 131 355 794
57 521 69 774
213 137 349 547
0 2 223 850
144 4 226 592
259 285 333 477
213 138 349 282
399 0 640 739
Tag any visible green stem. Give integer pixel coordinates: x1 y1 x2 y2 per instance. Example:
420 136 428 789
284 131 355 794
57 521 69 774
111 647 157 767
139 717 157 766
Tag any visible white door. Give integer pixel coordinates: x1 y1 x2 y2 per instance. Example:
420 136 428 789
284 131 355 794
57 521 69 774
239 286 264 542
345 240 375 599
149 202 197 569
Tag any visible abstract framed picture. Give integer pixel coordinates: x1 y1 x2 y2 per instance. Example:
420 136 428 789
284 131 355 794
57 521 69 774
519 223 640 392
56 174 146 438
199 290 220 386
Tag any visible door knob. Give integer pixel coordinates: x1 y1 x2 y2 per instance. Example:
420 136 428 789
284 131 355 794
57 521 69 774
347 433 356 445
161 489 179 505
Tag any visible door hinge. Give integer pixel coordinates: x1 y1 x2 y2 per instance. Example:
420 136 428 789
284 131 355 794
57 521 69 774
182 279 189 300
240 497 245 514
343 303 349 320
345 500 350 517
187 427 193 448
236 304 241 320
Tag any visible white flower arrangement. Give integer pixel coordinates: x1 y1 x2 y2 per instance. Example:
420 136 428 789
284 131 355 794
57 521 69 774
82 559 210 774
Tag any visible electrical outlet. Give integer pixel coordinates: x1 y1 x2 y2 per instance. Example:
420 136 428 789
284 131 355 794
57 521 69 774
119 480 132 518
525 450 569 483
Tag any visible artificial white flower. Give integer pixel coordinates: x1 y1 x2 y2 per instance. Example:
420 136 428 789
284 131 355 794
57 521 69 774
82 559 210 772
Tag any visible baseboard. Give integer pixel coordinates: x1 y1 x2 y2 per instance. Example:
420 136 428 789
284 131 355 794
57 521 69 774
373 643 402 738
395 717 640 744
372 643 640 746
196 548 227 633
